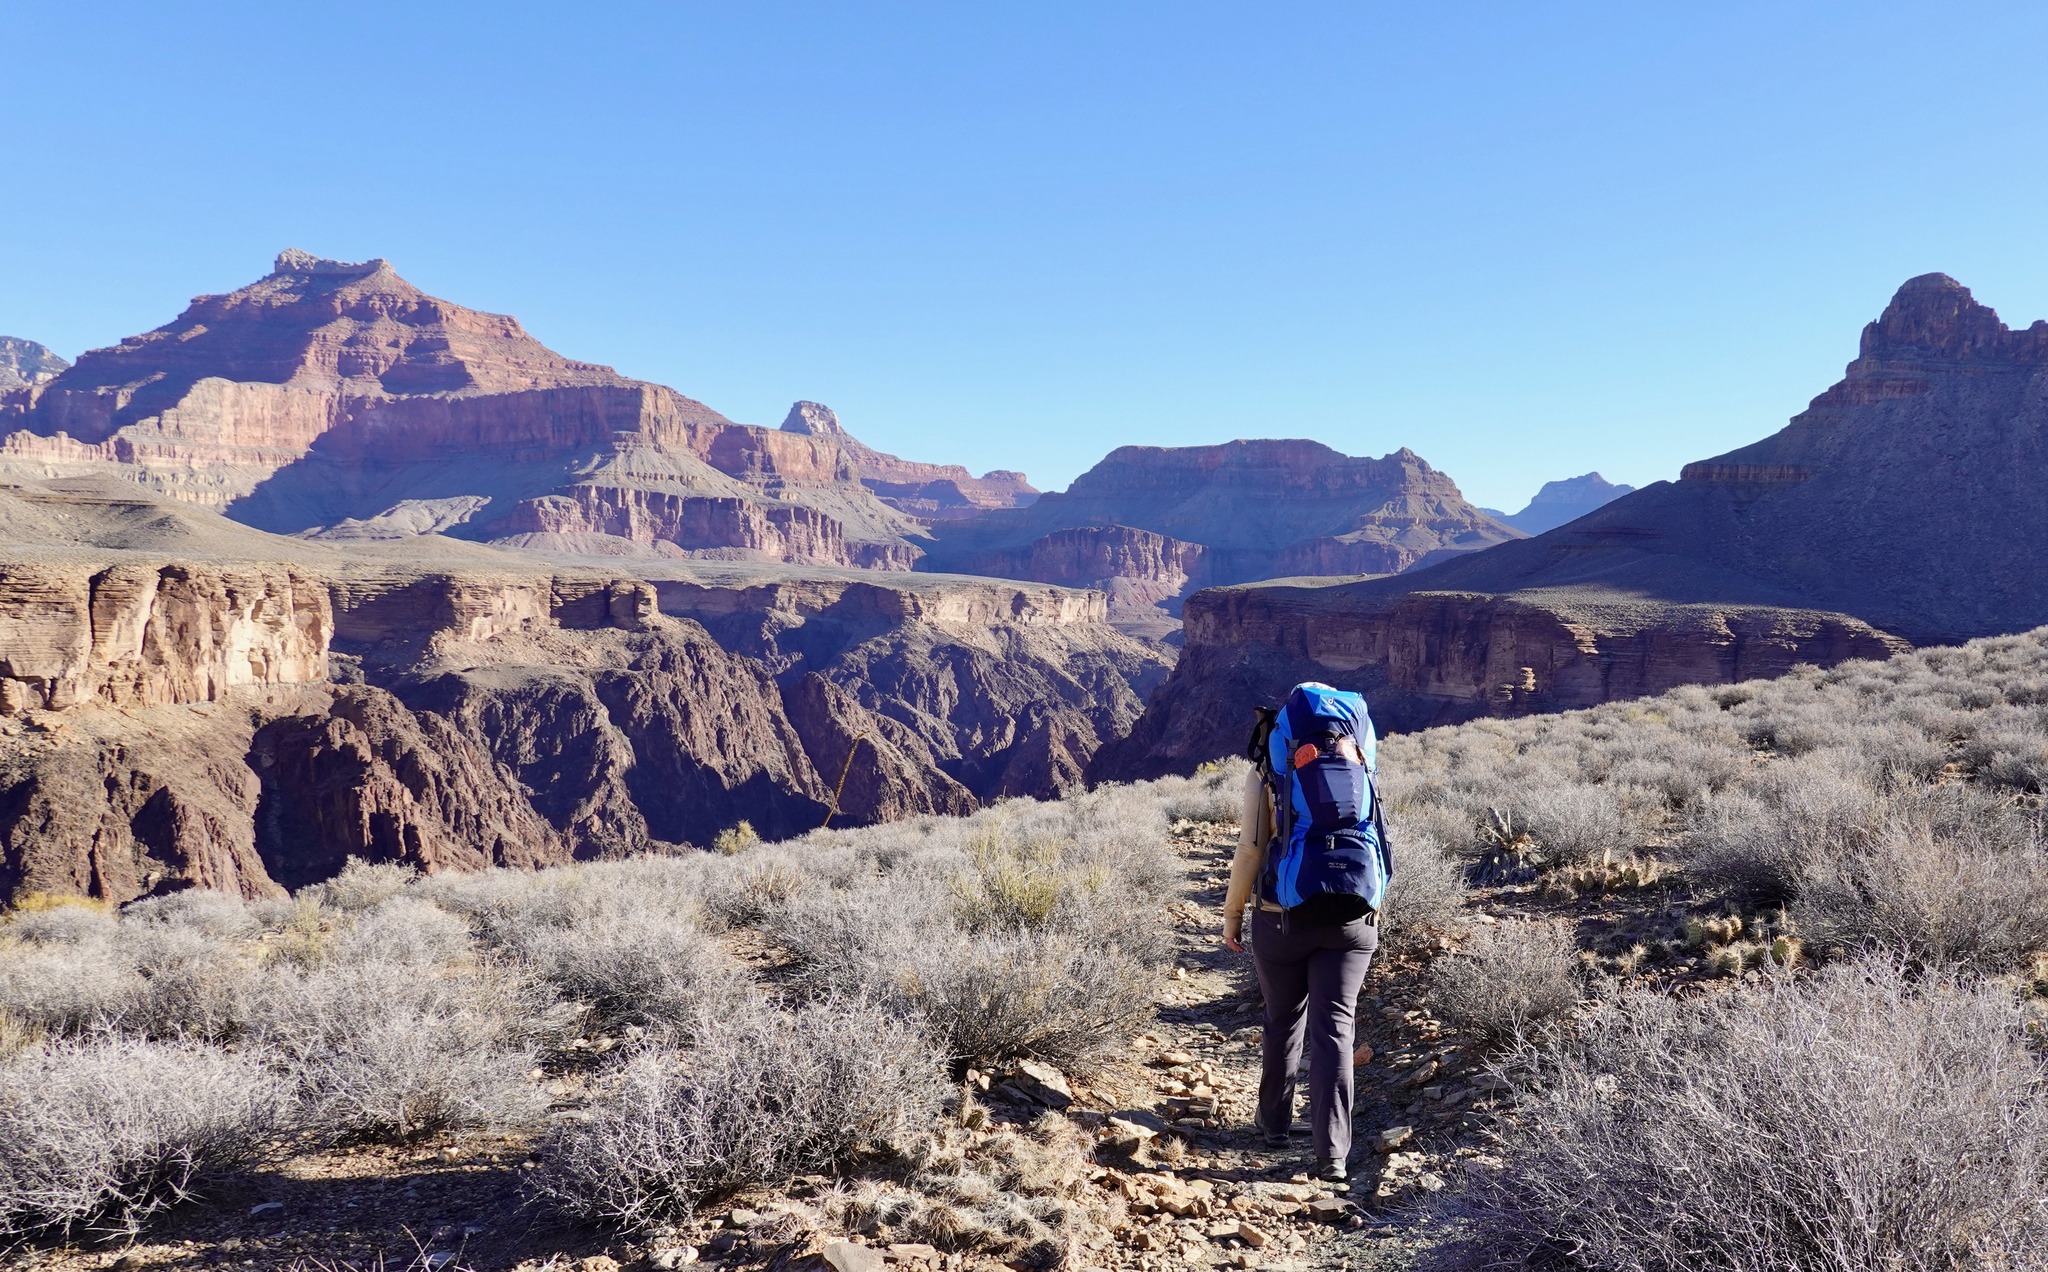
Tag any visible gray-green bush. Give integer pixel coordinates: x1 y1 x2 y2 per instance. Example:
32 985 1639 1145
1432 958 2048 1272
0 1038 291 1240
535 996 945 1229
1425 922 1583 1049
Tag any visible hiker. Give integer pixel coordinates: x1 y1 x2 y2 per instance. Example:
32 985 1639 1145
1221 683 1392 1184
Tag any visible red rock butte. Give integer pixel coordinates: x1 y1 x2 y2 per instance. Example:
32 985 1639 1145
0 252 1039 569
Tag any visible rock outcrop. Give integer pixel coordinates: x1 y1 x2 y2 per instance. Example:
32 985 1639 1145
0 253 929 569
1483 472 1635 535
0 479 1167 905
1091 582 1907 781
0 559 330 714
0 338 67 391
1100 274 2048 778
920 439 1519 634
781 401 1038 520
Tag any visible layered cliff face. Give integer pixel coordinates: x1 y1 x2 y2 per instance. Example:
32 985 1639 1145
0 252 928 569
0 479 1164 905
0 338 67 391
1483 472 1635 535
780 401 1039 520
1091 581 1908 781
1099 274 2048 779
920 438 1520 633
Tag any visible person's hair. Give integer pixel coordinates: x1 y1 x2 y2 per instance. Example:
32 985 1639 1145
1245 706 1278 772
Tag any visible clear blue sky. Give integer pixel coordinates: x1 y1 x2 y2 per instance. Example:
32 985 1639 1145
6 2 2048 510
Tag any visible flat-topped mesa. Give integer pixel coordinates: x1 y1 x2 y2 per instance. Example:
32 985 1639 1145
779 400 1040 520
271 248 391 278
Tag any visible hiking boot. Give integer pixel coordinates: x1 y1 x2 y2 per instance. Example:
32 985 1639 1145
1313 1156 1349 1184
1257 1120 1308 1149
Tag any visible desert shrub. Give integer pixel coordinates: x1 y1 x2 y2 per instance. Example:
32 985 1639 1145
1152 758 1251 824
896 930 1155 1068
418 860 743 1031
507 909 750 1033
0 909 252 1043
762 786 1173 1069
1960 706 2048 794
309 858 418 913
3 902 118 946
1380 831 1467 953
1792 790 2048 972
706 854 811 928
1431 958 2048 1272
713 820 762 855
0 935 137 1038
1683 756 1884 903
328 896 474 967
1425 922 1582 1049
0 1038 291 1240
1389 800 1480 858
1512 782 1647 865
535 996 945 1228
121 889 259 940
113 923 252 1041
248 957 543 1142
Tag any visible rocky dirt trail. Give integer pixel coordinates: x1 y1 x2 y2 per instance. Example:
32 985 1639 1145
1054 820 1477 1272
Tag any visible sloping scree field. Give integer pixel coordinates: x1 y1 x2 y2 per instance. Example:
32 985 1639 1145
4 628 2048 1270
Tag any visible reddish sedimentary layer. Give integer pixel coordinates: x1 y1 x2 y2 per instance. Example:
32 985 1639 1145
1100 273 2048 780
780 401 1037 520
1092 582 1909 782
919 439 1519 631
0 253 929 569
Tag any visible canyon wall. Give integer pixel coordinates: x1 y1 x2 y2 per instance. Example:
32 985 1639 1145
921 439 1520 633
1091 581 1908 781
0 479 1165 905
0 252 932 569
1098 273 2048 781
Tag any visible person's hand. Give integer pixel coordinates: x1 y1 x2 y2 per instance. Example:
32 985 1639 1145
1222 930 1244 953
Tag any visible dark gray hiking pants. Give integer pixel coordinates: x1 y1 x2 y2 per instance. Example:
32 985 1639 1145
1250 907 1378 1162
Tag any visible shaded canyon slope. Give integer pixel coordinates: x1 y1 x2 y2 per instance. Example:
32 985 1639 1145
0 477 1166 905
0 252 951 570
1097 273 2045 779
918 438 1522 636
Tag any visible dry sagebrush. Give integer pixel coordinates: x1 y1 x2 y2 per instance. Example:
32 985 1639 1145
0 1038 291 1240
1425 922 1584 1050
536 996 945 1229
1433 958 2048 1272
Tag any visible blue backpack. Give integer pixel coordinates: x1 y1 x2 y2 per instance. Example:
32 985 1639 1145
1259 682 1393 924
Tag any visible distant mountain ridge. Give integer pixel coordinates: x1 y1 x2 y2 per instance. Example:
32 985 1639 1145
779 400 1038 520
919 438 1521 634
1098 272 2048 777
0 251 940 568
1482 471 1635 534
0 337 68 391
